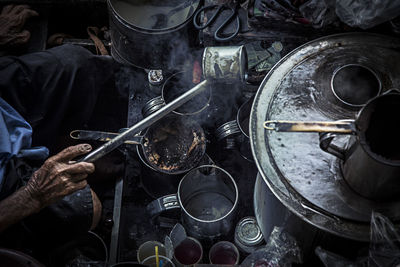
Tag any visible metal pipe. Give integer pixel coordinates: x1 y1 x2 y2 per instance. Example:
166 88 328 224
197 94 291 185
79 79 209 162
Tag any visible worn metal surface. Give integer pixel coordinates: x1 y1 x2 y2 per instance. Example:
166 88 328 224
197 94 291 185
250 33 400 241
202 46 247 83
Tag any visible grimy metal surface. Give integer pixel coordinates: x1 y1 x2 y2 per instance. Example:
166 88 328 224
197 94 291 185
250 33 400 241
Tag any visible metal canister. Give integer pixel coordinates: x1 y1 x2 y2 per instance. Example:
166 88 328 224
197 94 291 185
234 217 264 253
202 46 247 83
148 69 164 94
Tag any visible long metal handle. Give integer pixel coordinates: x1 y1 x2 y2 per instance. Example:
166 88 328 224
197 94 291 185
78 80 209 163
264 120 356 133
70 130 141 145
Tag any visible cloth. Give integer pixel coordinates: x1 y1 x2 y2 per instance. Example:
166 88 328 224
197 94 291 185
0 97 48 192
0 44 117 151
0 44 117 241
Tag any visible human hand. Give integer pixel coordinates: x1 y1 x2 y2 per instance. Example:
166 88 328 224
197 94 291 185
0 4 39 47
25 144 95 210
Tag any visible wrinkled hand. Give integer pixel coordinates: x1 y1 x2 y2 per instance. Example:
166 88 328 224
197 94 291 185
0 5 38 47
25 144 95 209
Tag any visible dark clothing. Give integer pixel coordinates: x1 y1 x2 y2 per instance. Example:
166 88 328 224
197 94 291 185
0 44 117 240
0 44 116 151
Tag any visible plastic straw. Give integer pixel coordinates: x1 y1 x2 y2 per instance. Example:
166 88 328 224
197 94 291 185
155 245 159 267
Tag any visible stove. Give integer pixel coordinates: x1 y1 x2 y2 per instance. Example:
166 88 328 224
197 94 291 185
108 62 259 264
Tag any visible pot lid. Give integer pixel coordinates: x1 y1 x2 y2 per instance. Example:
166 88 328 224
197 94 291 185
250 33 400 239
109 0 200 31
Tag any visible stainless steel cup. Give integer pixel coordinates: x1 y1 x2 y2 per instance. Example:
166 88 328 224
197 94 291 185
147 165 239 240
209 241 240 265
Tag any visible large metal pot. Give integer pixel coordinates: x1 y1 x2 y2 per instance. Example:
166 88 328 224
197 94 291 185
250 33 400 242
253 174 366 262
108 0 201 69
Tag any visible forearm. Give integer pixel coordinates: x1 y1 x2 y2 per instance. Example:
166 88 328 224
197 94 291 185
0 186 41 232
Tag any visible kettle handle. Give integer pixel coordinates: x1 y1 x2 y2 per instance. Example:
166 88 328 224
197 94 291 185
319 132 347 160
146 194 180 218
317 119 356 159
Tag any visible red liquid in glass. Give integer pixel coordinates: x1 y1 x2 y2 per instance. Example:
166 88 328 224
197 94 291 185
174 238 202 265
210 247 237 265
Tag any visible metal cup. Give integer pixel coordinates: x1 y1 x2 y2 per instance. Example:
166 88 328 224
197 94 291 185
215 96 254 161
137 241 167 264
147 165 239 240
162 72 212 116
142 72 212 118
236 96 254 161
209 241 240 265
173 237 203 267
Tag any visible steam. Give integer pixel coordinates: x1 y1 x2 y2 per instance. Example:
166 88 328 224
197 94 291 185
332 65 380 106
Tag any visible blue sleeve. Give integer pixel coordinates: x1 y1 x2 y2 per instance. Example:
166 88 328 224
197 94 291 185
0 97 48 191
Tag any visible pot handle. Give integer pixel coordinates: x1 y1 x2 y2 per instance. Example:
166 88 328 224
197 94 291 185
215 120 241 141
264 120 355 133
146 194 180 218
70 129 142 145
317 119 356 160
319 132 346 160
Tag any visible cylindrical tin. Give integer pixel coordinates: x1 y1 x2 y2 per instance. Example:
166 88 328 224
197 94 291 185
202 46 247 83
234 217 264 253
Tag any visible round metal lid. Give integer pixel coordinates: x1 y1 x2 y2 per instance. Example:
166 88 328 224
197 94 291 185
234 216 264 253
250 33 400 241
235 217 263 246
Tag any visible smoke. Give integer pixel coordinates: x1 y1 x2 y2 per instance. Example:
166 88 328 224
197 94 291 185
166 33 196 72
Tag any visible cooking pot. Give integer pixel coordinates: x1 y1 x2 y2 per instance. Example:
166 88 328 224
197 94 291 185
108 0 201 69
71 115 206 175
250 32 400 242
